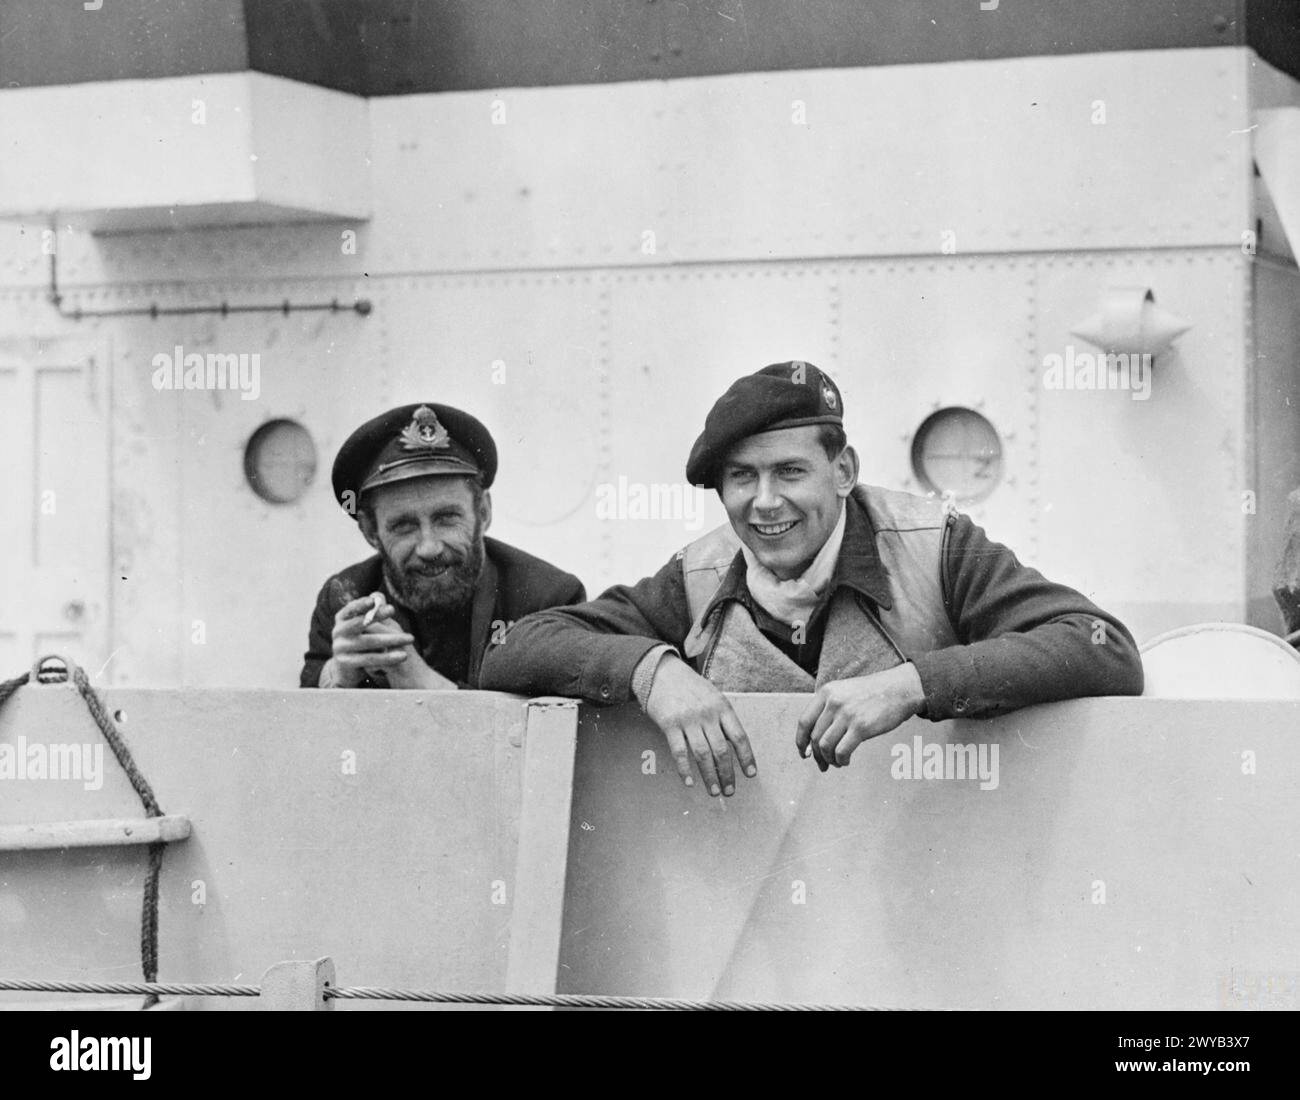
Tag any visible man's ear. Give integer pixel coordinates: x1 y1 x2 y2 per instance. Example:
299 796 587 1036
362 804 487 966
357 510 381 551
834 445 860 497
479 489 492 534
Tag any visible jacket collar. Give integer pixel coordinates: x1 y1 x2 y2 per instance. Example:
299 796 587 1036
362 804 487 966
467 552 500 682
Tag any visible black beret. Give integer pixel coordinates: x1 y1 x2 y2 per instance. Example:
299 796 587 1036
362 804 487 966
686 362 844 488
332 403 497 517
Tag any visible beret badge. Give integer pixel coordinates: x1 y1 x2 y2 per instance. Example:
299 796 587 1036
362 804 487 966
400 405 451 452
822 383 838 410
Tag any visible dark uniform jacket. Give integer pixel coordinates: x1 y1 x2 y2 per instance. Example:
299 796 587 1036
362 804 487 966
478 490 1144 719
300 537 586 689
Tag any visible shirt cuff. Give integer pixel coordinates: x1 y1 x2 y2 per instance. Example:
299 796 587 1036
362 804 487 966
631 645 676 710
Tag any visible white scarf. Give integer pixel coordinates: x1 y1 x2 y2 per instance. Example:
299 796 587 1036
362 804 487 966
739 502 847 627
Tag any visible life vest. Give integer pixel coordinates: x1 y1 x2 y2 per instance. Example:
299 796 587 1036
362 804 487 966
679 484 958 691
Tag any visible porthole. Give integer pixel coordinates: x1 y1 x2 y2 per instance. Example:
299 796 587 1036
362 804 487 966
910 407 1003 504
244 419 317 504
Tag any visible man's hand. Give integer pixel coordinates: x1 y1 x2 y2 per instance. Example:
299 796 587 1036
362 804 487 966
644 656 757 797
795 662 926 770
370 614 457 689
325 593 454 690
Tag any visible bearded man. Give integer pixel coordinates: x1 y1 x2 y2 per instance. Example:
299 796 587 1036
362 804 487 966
300 402 586 689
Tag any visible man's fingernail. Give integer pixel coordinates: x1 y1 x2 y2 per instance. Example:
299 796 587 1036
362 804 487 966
684 776 694 786
745 765 757 777
710 784 720 796
724 785 734 796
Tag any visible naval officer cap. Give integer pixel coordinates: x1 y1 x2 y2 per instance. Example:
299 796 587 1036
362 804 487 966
686 361 845 488
332 402 498 515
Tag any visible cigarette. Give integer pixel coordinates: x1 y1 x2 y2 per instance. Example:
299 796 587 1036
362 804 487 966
362 592 384 627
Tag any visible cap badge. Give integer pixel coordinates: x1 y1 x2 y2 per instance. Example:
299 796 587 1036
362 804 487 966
822 383 838 410
399 406 451 452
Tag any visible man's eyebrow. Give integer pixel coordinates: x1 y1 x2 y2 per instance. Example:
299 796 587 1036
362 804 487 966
390 504 465 524
727 455 810 469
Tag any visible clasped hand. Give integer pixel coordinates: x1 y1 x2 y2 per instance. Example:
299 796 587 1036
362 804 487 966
327 593 455 689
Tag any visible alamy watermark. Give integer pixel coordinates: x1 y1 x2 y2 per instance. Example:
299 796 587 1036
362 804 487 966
152 344 261 401
595 476 707 531
1043 345 1151 401
0 737 103 790
890 734 999 791
50 1031 151 1080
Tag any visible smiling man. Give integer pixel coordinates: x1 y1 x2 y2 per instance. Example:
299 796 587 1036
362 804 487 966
301 402 585 690
479 362 1144 793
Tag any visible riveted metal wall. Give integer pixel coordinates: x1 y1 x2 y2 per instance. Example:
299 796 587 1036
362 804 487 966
1033 249 1253 637
0 49 1253 289
0 48 1292 687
